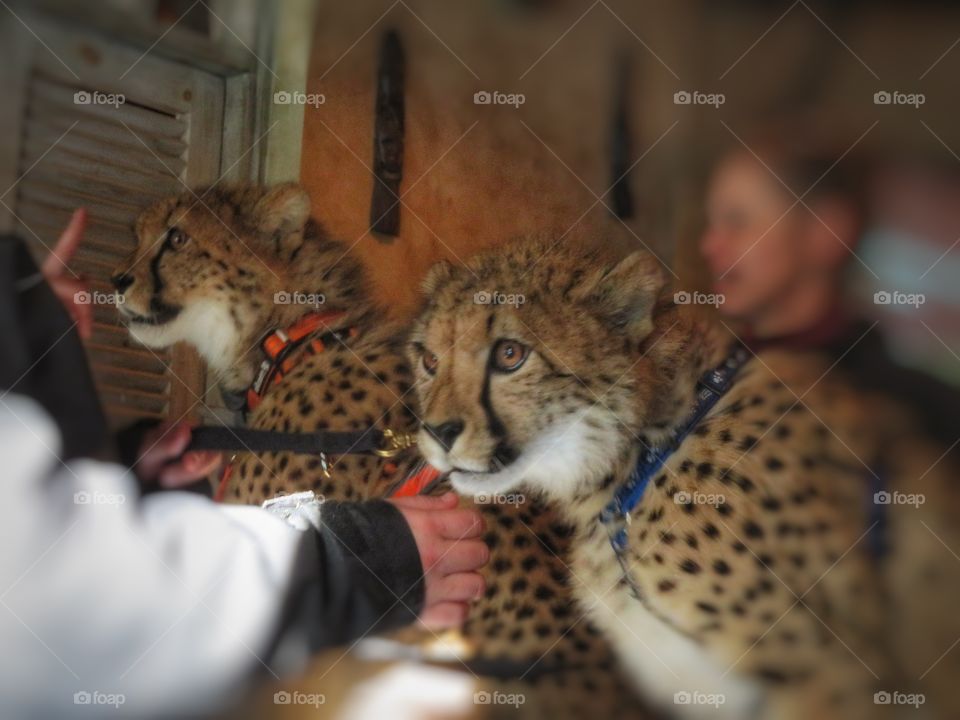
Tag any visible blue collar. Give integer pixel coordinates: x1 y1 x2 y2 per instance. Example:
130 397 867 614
599 344 750 555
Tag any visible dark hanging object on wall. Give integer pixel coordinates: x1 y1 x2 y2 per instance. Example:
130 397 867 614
608 52 634 220
369 29 406 239
500 0 559 10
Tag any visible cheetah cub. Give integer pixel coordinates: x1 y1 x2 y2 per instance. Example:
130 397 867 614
114 183 420 501
410 237 893 720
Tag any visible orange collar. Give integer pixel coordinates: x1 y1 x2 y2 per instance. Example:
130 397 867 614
390 464 443 498
246 310 356 413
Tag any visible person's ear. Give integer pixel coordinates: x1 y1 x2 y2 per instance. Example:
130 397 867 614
421 259 454 295
805 197 858 270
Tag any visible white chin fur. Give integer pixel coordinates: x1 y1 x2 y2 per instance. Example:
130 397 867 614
127 301 240 373
127 322 175 350
449 411 617 503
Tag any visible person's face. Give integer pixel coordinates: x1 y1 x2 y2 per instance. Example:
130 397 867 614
700 153 803 320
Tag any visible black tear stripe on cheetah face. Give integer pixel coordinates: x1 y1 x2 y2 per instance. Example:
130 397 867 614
411 236 900 720
119 187 639 695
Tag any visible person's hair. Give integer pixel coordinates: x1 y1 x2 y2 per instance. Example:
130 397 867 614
723 121 869 224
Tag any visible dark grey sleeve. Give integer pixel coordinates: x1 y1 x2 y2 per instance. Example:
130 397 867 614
0 234 108 460
269 499 425 656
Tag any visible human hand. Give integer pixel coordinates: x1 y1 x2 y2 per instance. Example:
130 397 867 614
135 421 223 488
42 208 93 339
389 492 488 630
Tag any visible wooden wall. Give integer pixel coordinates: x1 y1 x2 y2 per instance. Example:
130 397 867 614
299 0 702 318
299 0 960 320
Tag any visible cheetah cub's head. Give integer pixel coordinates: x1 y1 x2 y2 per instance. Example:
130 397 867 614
409 238 668 504
112 184 312 374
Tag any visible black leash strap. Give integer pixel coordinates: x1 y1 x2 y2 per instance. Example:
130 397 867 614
187 426 385 456
369 29 405 237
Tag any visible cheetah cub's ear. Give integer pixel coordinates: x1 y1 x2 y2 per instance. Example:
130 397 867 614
420 258 454 295
574 251 666 341
252 183 312 235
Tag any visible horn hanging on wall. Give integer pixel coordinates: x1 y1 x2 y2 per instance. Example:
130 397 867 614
369 29 406 239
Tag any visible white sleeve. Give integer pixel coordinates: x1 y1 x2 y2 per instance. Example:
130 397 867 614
0 394 311 719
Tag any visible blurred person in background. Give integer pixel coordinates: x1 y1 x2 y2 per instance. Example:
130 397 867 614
699 134 959 452
699 133 960 719
0 212 489 718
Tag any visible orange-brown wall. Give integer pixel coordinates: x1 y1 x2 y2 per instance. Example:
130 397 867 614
299 1 698 319
299 1 960 320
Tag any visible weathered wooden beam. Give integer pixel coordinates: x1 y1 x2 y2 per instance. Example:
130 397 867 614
369 29 406 239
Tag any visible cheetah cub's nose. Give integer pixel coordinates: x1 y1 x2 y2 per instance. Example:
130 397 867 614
111 273 134 293
424 420 464 451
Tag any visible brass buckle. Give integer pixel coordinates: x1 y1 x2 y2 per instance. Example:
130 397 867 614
373 429 417 458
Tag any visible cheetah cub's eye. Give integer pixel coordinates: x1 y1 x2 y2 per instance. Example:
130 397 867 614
422 350 439 375
166 228 189 250
491 339 528 373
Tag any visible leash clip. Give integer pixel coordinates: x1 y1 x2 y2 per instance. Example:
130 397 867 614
374 429 417 457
